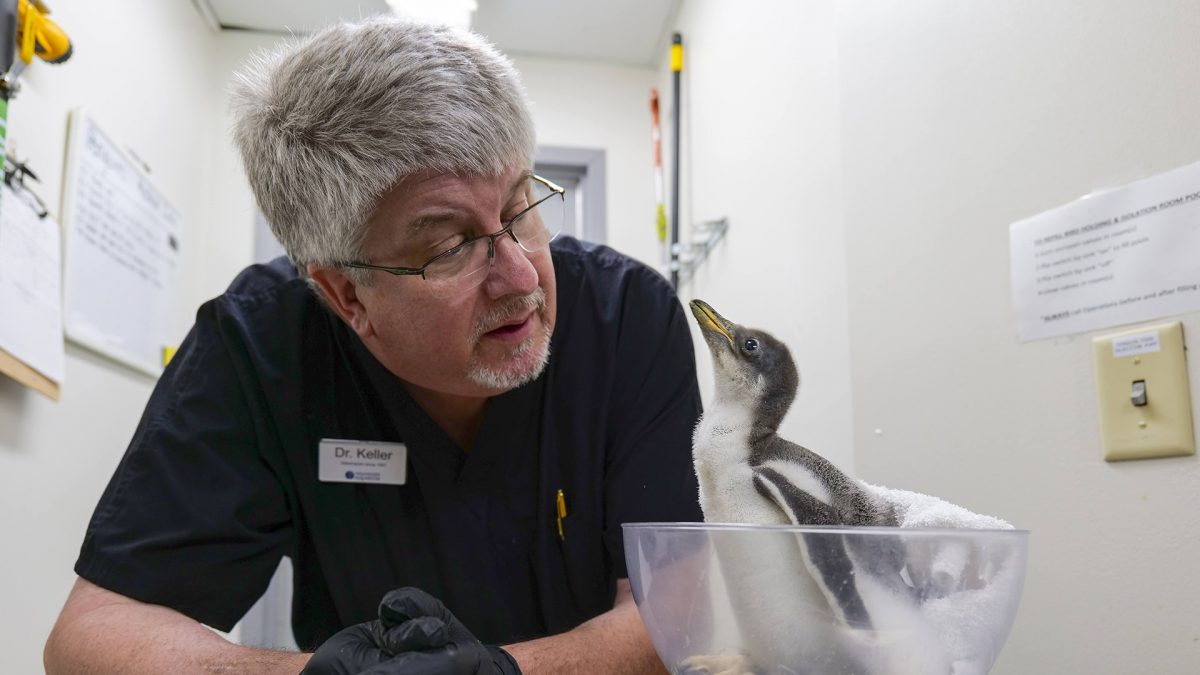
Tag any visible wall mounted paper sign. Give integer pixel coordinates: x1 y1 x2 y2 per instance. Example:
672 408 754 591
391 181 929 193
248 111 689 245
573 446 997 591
1010 161 1200 342
60 109 181 377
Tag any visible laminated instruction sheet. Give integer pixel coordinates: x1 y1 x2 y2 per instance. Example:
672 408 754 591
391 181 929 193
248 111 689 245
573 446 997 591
1010 162 1200 342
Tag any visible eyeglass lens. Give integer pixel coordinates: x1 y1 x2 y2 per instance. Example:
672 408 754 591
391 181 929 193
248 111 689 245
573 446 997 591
424 178 564 291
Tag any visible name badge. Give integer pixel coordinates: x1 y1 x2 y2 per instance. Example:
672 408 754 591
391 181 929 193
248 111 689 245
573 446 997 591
318 438 407 485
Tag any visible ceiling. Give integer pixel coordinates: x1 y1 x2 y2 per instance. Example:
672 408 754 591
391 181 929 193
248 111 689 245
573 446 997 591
195 0 680 67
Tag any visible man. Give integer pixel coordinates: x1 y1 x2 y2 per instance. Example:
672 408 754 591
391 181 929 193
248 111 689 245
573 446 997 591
43 16 702 675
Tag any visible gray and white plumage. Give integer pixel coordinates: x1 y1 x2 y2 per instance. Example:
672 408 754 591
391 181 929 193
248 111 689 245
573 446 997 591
689 300 893 528
686 300 947 675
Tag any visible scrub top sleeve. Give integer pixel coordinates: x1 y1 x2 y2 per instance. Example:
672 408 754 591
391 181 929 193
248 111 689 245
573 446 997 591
603 269 704 577
74 298 293 632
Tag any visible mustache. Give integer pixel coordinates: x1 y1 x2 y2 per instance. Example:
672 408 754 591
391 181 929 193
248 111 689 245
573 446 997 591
471 287 547 340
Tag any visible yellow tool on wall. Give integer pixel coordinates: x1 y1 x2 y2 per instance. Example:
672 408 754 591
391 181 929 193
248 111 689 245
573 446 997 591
0 0 71 98
17 0 70 65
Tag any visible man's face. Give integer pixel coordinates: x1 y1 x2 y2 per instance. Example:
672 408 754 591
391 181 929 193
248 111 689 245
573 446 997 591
349 165 558 398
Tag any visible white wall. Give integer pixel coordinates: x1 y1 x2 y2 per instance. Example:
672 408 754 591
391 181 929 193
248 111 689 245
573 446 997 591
206 30 283 293
0 2 264 671
512 55 661 267
663 0 856 469
837 2 1200 672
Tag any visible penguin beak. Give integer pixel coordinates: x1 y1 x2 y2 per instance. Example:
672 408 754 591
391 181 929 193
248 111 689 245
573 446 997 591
689 300 735 347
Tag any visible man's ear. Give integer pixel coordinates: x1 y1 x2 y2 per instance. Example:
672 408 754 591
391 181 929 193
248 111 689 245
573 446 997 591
308 264 375 339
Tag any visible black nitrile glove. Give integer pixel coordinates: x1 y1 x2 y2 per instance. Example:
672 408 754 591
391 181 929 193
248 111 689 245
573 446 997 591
302 613 454 675
302 587 521 675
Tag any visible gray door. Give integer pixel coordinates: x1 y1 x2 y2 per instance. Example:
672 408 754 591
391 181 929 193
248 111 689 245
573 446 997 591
535 146 606 244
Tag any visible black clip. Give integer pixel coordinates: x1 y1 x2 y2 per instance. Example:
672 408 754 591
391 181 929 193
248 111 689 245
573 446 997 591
4 153 48 218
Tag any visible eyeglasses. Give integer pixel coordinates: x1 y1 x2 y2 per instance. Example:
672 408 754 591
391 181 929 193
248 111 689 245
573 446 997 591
343 174 565 294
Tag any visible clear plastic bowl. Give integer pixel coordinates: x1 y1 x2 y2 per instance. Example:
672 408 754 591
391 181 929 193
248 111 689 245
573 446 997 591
624 523 1028 675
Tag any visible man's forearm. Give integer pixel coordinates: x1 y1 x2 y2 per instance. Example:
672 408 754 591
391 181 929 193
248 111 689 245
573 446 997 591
45 578 310 675
503 581 666 675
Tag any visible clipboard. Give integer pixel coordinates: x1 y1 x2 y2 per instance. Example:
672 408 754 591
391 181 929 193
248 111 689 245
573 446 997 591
0 346 57 398
0 155 63 400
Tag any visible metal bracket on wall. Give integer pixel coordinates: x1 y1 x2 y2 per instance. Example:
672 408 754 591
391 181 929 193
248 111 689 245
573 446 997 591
670 217 729 287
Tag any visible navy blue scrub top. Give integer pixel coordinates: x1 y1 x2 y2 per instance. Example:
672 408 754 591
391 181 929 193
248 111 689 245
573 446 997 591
74 237 703 651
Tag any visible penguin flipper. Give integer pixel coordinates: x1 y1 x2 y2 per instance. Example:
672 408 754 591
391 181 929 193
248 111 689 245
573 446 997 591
751 465 837 526
752 466 875 630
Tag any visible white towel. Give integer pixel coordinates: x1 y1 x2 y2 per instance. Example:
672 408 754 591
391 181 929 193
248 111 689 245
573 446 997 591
865 482 1014 530
860 482 1021 675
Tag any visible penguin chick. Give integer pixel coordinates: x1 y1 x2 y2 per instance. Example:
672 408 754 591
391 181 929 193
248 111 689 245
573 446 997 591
688 299 895 529
684 300 942 675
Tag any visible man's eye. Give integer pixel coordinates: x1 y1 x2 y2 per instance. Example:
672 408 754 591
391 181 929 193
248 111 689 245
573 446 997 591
504 204 531 225
439 243 470 260
426 233 468 254
506 209 532 228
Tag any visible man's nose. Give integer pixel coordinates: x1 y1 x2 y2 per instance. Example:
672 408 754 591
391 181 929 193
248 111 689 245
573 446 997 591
483 233 539 299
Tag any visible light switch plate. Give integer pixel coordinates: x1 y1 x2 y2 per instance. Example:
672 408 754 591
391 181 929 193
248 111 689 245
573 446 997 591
1092 322 1195 461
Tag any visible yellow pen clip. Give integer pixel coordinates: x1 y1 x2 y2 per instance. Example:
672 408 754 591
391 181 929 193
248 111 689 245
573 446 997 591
556 489 568 541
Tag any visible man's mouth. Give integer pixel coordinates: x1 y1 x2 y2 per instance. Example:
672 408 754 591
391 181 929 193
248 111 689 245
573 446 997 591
472 288 548 345
483 311 536 342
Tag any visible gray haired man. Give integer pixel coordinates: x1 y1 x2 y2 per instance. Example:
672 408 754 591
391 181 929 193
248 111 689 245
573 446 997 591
45 15 703 675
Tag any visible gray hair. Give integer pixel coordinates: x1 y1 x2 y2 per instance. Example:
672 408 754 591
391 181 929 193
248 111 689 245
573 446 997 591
230 16 535 280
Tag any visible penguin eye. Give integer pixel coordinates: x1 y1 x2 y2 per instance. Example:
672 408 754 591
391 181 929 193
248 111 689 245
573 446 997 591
743 338 759 352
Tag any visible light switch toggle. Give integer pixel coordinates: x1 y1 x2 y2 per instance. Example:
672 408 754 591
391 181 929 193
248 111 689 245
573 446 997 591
1130 380 1147 407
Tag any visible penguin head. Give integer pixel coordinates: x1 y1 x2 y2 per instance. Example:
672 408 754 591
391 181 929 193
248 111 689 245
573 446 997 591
688 300 799 429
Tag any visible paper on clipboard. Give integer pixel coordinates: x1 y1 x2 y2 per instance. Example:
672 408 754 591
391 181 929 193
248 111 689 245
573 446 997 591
60 109 181 377
0 182 65 383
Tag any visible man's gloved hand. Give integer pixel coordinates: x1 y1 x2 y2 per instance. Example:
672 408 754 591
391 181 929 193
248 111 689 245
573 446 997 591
301 611 452 675
302 587 522 675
